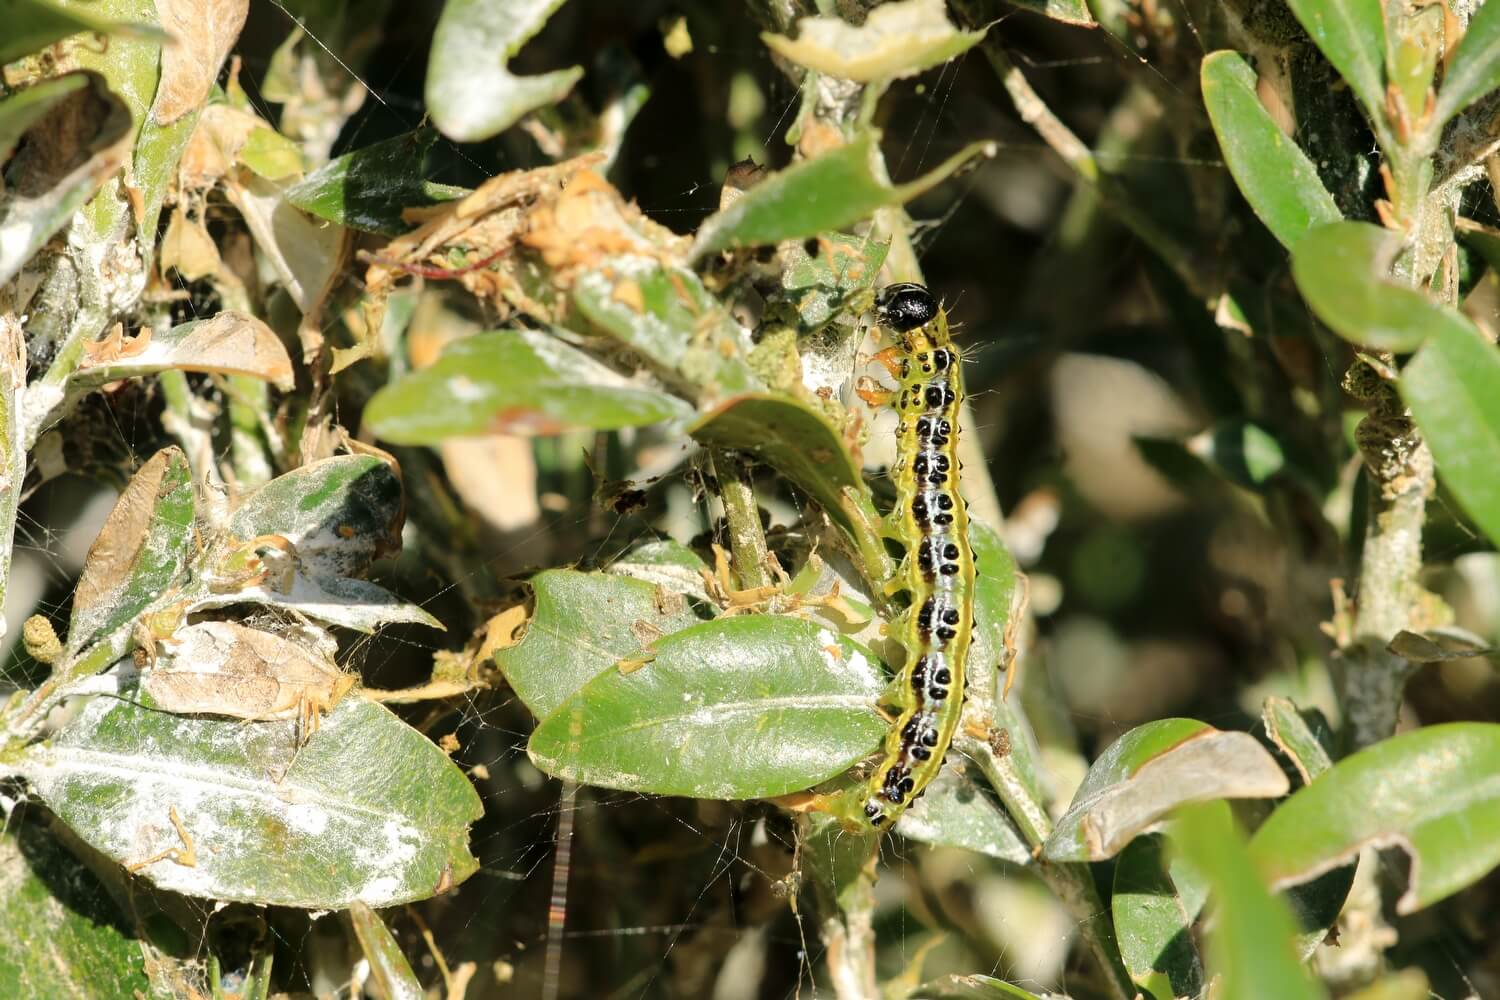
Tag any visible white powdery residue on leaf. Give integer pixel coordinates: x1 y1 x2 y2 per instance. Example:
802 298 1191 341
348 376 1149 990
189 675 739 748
354 817 420 869
285 802 330 836
357 875 401 904
447 375 488 402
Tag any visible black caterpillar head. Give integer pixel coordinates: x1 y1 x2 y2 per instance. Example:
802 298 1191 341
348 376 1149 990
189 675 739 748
876 282 938 332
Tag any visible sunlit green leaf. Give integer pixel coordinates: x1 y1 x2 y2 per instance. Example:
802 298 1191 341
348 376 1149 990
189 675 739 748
895 767 1029 863
20 696 482 909
1174 803 1328 1000
0 0 162 65
496 569 704 720
1292 221 1475 352
1401 319 1500 548
1250 722 1500 914
528 615 886 798
906 974 1047 999
1043 718 1290 861
689 131 995 260
366 329 693 443
425 0 582 142
1201 51 1341 250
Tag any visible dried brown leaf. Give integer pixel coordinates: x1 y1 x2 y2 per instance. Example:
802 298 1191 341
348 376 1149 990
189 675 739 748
73 449 184 621
152 0 249 125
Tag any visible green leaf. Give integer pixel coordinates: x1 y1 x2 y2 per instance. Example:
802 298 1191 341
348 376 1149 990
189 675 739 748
285 129 466 235
894 767 1030 863
1249 722 1500 914
527 615 887 798
495 569 703 719
1112 834 1206 1000
0 73 88 162
1401 319 1500 548
0 818 150 997
1292 221 1477 352
689 131 995 260
349 903 424 1000
20 695 483 909
0 0 162 65
606 540 711 603
761 0 985 83
689 393 864 539
1174 803 1329 1000
237 126 304 181
1284 0 1386 122
572 261 760 396
67 448 195 657
1433 0 1500 127
1201 51 1341 250
365 329 693 444
1043 718 1290 861
425 0 583 142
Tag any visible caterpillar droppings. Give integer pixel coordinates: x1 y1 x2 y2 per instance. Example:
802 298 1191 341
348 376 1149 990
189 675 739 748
858 282 975 831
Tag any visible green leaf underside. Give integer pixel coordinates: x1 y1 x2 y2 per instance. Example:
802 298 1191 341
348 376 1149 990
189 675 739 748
1201 51 1341 250
496 569 705 720
365 329 693 443
1249 722 1500 914
424 0 582 142
20 696 482 909
0 820 149 998
1433 0 1500 127
0 0 162 66
689 393 864 538
1293 221 1477 352
689 131 995 260
1044 718 1290 861
906 974 1047 999
284 129 465 235
572 260 759 395
1174 803 1328 1000
1284 0 1386 121
1401 321 1500 548
1263 696 1333 784
1113 834 1206 1000
527 614 887 799
349 903 425 999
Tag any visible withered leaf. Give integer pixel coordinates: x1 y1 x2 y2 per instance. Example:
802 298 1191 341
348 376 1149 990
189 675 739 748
152 0 250 126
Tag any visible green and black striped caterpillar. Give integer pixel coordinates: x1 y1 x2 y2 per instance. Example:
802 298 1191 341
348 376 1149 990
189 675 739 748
857 282 976 831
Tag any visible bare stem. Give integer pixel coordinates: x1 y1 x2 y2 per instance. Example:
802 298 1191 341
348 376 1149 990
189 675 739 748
710 449 772 591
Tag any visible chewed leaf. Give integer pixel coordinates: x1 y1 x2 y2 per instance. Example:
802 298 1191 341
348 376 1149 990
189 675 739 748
572 260 760 397
1262 696 1334 786
1249 722 1500 914
425 0 582 142
72 312 294 390
365 329 694 443
762 0 985 83
1387 628 1500 663
689 131 995 260
20 696 482 909
495 569 704 720
528 615 886 799
1043 718 1290 861
189 572 441 634
68 448 196 657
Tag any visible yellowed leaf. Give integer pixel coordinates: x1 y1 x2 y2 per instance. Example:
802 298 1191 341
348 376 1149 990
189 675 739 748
440 435 539 533
152 0 250 125
160 206 223 281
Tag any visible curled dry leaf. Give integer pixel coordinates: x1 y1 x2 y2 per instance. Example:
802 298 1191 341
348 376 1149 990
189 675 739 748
160 205 223 281
151 0 249 125
761 0 985 83
144 620 353 727
72 449 188 626
76 311 294 390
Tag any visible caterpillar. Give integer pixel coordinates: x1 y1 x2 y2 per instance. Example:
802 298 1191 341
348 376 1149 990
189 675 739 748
857 282 975 831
